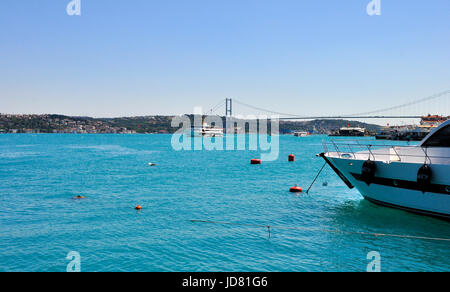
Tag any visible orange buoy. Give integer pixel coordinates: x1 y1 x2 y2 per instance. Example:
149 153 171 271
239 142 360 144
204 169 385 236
251 159 262 165
288 154 295 162
290 186 303 193
135 205 142 210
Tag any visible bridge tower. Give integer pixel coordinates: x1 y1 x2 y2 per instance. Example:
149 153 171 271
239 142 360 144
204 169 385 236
225 98 233 117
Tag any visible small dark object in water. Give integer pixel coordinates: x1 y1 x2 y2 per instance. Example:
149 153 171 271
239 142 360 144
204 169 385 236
323 182 328 186
288 154 295 162
74 195 86 199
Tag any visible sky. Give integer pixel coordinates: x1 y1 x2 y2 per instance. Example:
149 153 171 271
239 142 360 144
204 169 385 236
0 0 449 124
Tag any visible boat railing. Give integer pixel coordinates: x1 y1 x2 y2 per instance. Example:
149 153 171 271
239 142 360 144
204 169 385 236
322 140 449 163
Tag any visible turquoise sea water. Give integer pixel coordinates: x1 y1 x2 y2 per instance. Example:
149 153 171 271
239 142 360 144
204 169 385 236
0 134 449 272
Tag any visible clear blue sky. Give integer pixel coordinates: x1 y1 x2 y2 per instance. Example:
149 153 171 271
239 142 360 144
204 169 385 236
0 0 449 122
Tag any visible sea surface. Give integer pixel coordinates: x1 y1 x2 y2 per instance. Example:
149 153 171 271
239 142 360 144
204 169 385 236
0 134 449 272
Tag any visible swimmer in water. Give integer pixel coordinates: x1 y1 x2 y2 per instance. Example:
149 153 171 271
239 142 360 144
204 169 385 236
73 195 86 199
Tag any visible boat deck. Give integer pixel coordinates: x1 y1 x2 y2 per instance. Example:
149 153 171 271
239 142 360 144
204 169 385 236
323 141 450 164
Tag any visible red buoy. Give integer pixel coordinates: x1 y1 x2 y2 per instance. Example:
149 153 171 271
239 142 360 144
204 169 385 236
290 186 303 193
288 154 295 162
251 159 262 165
135 205 142 210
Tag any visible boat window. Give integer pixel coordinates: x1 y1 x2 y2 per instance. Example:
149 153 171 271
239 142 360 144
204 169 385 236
422 125 450 147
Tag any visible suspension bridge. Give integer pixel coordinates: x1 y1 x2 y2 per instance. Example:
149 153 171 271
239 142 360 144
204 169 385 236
204 89 450 121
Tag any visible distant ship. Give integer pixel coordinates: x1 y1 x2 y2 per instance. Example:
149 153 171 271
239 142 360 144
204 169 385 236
192 122 224 137
376 115 449 141
420 114 448 128
321 120 450 220
375 126 429 141
329 127 368 137
293 131 310 137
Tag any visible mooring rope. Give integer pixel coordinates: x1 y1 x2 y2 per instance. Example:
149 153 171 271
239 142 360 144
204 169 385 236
306 162 327 194
190 220 450 242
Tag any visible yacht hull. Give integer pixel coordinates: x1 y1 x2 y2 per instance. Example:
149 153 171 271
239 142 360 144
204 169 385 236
323 155 450 219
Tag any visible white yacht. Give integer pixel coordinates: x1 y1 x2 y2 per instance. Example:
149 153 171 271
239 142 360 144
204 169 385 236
321 120 450 219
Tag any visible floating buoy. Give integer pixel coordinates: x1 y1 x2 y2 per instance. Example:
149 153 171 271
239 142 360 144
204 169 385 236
135 205 142 210
148 163 157 166
288 154 295 162
290 186 303 193
251 159 262 165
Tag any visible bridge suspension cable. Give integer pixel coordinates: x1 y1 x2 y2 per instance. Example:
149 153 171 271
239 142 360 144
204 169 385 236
232 99 304 117
345 89 450 117
205 99 226 116
231 89 450 119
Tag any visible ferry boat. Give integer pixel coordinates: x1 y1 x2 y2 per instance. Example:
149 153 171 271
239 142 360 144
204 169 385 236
420 114 448 128
376 126 430 141
321 120 450 219
192 122 224 137
294 131 310 137
329 127 368 137
375 115 449 141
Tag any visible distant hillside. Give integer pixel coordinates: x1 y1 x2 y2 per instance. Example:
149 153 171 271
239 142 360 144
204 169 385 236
0 114 381 134
99 116 175 134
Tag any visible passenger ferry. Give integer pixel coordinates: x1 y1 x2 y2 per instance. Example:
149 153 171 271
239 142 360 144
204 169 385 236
192 122 224 137
420 114 448 128
321 120 450 219
375 115 448 141
329 127 368 137
294 131 310 137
